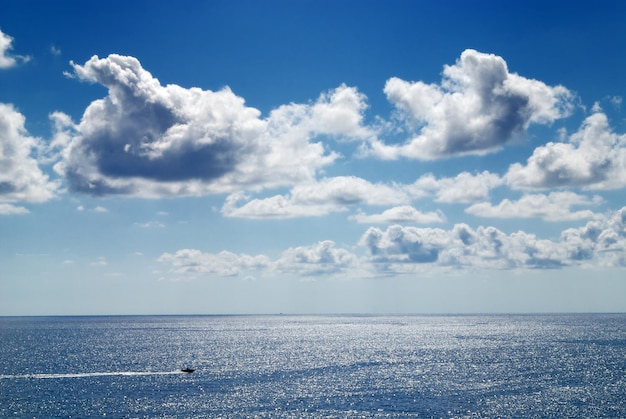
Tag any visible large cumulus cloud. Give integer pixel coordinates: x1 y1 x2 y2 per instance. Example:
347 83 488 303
367 49 574 160
55 54 373 197
0 103 58 214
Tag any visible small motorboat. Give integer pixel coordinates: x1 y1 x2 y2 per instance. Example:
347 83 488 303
180 368 195 373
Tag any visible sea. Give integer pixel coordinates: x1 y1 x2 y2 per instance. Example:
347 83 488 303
1 314 625 418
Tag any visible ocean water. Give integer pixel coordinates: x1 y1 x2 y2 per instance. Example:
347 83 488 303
1 314 625 418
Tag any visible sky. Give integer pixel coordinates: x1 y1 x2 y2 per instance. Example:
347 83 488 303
1 0 626 315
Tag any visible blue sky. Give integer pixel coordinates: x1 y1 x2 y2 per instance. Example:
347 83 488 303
1 0 626 315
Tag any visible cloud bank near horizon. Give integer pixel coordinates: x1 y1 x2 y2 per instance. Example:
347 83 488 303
157 206 626 279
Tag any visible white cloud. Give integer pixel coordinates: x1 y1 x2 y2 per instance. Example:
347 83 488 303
91 257 108 267
55 55 374 197
158 207 626 279
0 29 30 69
158 241 357 279
0 103 59 212
274 240 358 276
292 176 407 206
221 193 340 219
299 83 374 139
359 223 567 271
134 221 165 228
407 171 503 203
359 206 626 272
76 204 109 213
48 111 76 152
350 205 445 224
222 176 409 219
465 192 602 222
560 207 626 267
505 111 626 190
609 96 622 108
158 249 271 277
0 29 16 68
0 203 29 215
359 224 451 265
367 49 574 160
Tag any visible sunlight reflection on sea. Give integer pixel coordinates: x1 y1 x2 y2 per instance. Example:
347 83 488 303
1 314 625 417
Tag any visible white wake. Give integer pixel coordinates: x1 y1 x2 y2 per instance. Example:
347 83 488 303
0 370 184 379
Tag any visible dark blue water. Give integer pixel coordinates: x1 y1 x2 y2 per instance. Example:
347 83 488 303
1 314 625 418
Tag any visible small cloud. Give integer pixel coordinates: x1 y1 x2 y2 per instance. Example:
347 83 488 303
221 192 341 219
602 95 622 110
50 45 62 56
222 177 408 219
91 257 107 267
134 221 165 228
0 103 59 205
0 203 29 215
156 211 169 216
465 192 602 222
158 241 361 280
591 101 603 113
158 249 271 277
133 251 144 256
76 205 109 213
407 171 503 203
62 259 75 265
0 28 30 69
350 206 445 224
274 241 358 276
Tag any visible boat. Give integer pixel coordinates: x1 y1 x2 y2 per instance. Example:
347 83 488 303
180 368 195 373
